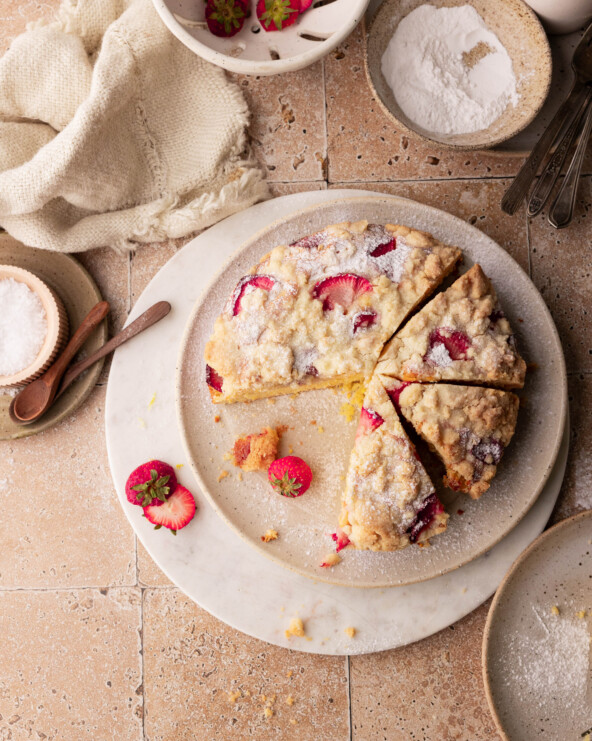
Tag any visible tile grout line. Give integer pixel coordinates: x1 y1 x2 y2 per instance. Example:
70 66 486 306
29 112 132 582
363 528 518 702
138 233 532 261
140 587 147 741
346 654 353 741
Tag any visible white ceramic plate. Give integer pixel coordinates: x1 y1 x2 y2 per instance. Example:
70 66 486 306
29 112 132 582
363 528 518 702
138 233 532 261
483 510 592 740
105 189 569 654
153 0 369 75
176 194 567 589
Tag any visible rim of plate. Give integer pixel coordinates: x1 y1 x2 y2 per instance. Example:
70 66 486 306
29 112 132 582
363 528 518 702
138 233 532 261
176 194 567 588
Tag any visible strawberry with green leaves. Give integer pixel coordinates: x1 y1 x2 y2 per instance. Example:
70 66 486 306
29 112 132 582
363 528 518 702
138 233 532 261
206 0 247 38
126 460 177 508
257 0 300 31
268 455 312 497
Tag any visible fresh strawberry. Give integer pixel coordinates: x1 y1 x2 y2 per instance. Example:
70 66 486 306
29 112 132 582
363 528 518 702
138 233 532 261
126 461 176 508
231 275 275 316
355 407 383 439
311 274 372 312
386 381 412 412
407 494 444 543
298 0 314 9
257 0 299 31
268 455 312 497
206 364 224 393
205 0 247 37
369 237 396 257
428 328 470 361
144 485 196 533
290 232 324 249
352 310 377 333
331 529 350 552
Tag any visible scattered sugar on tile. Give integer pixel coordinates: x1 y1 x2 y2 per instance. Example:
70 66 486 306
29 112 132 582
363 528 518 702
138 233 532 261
0 278 48 375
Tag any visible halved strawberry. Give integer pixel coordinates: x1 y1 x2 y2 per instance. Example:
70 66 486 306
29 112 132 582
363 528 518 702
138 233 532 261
407 494 444 543
268 455 312 497
352 310 377 333
231 275 275 316
205 0 247 37
311 274 372 312
144 485 196 534
385 381 412 412
126 460 176 508
355 407 384 439
206 364 224 393
331 529 351 552
299 0 314 9
427 328 470 361
257 0 299 30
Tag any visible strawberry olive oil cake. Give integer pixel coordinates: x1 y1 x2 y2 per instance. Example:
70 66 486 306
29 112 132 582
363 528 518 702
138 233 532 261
339 374 448 551
205 221 461 403
386 381 519 500
377 264 526 389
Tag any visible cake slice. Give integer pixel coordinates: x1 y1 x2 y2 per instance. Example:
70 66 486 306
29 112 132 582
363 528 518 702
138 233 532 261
386 380 519 499
377 264 526 389
204 221 461 403
339 374 448 551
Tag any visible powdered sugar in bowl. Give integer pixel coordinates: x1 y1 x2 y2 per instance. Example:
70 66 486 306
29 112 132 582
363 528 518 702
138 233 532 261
365 0 552 149
0 265 69 388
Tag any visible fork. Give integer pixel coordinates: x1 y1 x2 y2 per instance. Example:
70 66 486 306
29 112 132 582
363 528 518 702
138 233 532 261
501 21 592 216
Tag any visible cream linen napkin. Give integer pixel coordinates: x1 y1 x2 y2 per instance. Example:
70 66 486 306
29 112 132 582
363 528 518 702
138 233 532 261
0 0 269 253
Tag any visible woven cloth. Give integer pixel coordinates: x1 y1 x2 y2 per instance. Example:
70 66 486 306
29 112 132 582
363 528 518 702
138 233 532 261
0 0 269 253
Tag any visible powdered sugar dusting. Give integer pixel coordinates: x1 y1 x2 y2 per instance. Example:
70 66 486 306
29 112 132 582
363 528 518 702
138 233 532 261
425 341 453 367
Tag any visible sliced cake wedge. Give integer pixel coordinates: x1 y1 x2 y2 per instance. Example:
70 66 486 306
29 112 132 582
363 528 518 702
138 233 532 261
377 264 526 389
386 380 519 500
339 374 448 551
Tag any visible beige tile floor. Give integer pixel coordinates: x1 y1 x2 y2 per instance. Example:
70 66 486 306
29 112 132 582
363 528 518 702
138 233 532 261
1 4 591 740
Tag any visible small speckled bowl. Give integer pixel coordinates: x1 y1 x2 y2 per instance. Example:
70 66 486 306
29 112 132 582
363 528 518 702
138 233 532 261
365 0 552 150
0 265 69 388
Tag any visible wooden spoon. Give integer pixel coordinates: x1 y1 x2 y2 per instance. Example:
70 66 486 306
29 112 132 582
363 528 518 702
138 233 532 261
9 300 110 425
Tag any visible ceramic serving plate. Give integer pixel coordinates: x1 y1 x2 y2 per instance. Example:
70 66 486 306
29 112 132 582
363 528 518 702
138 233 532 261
483 510 592 740
176 195 566 589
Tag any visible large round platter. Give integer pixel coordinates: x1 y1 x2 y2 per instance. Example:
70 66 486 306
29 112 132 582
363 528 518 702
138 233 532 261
483 510 592 740
176 195 567 589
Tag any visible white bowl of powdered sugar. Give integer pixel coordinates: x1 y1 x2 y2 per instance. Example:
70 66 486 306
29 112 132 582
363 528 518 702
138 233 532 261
365 0 552 149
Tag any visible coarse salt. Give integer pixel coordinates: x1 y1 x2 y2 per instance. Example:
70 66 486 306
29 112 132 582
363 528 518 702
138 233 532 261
0 278 48 376
381 4 519 135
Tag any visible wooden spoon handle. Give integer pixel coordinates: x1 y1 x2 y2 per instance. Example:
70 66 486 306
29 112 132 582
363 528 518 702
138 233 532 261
58 301 171 396
48 301 110 381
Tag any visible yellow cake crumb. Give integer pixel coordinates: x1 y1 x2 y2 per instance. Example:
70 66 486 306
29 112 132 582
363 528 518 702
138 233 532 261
317 425 324 433
576 610 587 619
310 420 316 426
259 694 267 703
344 627 356 638
286 670 293 678
551 605 560 616
231 426 280 472
320 552 341 568
289 719 297 725
339 402 356 423
285 617 306 639
228 690 241 703
418 539 431 548
261 529 278 543
214 414 221 423
288 446 294 454
148 392 156 409
286 695 295 706
264 707 273 719
175 463 184 469
217 470 229 482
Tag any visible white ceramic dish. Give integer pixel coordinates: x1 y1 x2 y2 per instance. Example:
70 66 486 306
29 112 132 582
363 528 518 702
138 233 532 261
152 0 369 75
105 189 569 654
483 509 592 740
176 194 567 589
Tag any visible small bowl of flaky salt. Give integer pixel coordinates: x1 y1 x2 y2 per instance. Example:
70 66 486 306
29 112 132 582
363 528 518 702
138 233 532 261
0 265 69 388
365 0 552 149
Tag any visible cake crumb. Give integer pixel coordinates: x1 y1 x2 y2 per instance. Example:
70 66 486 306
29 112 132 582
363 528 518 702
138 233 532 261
228 690 241 703
214 415 221 423
418 539 431 548
551 605 560 616
320 552 341 568
148 392 156 409
261 529 278 543
217 470 229 482
175 463 184 469
344 627 356 638
237 471 243 482
289 719 297 725
288 446 294 454
263 707 273 719
231 426 280 472
339 402 356 423
317 425 324 433
285 617 306 639
286 670 293 678
310 420 317 426
259 694 267 703
576 610 587 619
285 695 295 706
461 587 467 594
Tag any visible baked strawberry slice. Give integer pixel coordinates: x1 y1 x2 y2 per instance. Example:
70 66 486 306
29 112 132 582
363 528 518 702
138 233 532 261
331 529 351 552
369 237 396 257
311 274 373 312
407 493 444 544
289 231 325 249
352 310 377 333
427 328 470 362
385 381 412 412
144 485 196 534
231 275 276 316
126 460 177 508
206 364 224 393
268 455 312 497
257 0 299 30
205 0 247 37
355 407 384 439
